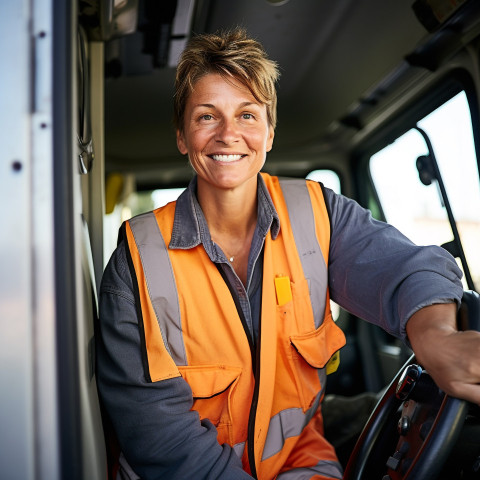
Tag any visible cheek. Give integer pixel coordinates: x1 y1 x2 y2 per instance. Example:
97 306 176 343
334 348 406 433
188 128 213 150
249 130 273 151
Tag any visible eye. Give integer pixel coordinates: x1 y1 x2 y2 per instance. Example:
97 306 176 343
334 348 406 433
242 113 254 120
200 114 213 121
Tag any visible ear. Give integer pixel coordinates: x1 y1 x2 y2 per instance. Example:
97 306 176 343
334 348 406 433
266 126 275 152
176 130 188 155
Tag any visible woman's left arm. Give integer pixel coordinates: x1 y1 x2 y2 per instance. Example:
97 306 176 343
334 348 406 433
322 186 480 403
323 185 463 339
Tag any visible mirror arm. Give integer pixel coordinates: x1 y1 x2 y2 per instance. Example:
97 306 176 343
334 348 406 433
414 125 475 291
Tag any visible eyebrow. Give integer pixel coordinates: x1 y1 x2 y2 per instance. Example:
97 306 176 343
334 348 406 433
193 103 216 110
192 101 261 110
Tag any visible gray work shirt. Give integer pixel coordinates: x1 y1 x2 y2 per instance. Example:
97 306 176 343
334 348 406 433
97 174 463 480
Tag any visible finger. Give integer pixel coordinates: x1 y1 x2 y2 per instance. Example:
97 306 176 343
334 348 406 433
448 381 480 405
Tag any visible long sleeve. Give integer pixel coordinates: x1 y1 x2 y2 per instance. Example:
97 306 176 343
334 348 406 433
97 241 253 480
322 186 464 340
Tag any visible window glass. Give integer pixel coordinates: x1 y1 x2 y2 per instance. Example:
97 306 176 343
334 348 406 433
104 187 186 262
151 188 186 208
307 169 341 194
369 92 480 289
306 169 342 319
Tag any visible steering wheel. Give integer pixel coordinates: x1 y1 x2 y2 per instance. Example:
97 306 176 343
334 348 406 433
343 291 480 479
343 356 467 479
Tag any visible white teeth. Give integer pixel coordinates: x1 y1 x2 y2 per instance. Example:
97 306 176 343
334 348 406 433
211 154 243 162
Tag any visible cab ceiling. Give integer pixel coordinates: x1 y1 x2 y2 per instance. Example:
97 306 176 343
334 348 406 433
101 0 445 186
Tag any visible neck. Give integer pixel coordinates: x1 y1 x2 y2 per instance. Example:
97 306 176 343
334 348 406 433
196 177 258 284
197 178 258 238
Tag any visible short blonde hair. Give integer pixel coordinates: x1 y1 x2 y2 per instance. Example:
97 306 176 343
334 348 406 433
174 28 279 132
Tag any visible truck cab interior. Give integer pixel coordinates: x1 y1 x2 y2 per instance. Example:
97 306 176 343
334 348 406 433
2 0 480 478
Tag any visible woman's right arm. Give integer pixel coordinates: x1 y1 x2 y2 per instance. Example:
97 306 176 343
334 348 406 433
96 241 252 479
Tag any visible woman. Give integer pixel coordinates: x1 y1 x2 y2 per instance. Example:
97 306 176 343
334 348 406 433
97 29 476 480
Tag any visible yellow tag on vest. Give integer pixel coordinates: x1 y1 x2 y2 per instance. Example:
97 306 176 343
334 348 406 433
326 351 340 375
274 276 292 306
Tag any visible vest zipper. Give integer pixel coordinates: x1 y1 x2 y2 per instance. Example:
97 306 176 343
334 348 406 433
215 264 259 478
247 335 261 479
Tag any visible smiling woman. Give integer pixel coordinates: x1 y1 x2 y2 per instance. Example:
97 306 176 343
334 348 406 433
94 27 473 480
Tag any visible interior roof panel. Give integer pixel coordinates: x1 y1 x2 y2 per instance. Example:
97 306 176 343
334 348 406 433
103 0 454 183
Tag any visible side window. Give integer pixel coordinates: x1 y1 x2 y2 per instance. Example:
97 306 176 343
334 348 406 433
307 169 341 194
104 185 185 262
306 168 342 320
369 92 480 290
151 188 186 209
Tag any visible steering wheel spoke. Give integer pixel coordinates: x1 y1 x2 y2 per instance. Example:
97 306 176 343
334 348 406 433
344 356 468 479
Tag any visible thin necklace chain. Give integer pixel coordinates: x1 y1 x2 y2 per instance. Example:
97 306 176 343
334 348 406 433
212 222 256 264
212 241 238 263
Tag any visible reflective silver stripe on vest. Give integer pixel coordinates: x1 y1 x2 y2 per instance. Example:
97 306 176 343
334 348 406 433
263 180 330 461
279 178 328 328
276 460 343 480
233 442 245 459
129 213 188 366
262 389 323 461
318 368 327 397
261 345 327 461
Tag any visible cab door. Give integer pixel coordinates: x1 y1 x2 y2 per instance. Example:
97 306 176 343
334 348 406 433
0 1 108 478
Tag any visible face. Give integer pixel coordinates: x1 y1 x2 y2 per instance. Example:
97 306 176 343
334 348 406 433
177 73 274 194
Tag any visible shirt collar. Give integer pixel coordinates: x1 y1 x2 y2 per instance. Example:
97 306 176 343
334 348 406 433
169 174 280 251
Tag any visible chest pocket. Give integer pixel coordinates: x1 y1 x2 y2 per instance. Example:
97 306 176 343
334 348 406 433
289 314 346 411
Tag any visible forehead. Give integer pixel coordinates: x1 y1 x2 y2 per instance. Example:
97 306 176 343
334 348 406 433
187 73 259 108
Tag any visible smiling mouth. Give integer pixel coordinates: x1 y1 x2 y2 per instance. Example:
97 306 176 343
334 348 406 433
210 154 245 162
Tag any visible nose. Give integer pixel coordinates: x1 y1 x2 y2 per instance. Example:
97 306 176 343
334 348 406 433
215 117 240 144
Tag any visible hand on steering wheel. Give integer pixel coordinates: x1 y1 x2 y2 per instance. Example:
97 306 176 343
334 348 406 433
344 291 480 479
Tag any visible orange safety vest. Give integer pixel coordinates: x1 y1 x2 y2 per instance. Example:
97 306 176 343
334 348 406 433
125 174 346 480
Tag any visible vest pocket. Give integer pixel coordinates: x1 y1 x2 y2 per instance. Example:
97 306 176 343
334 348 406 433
178 365 242 444
289 315 346 411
